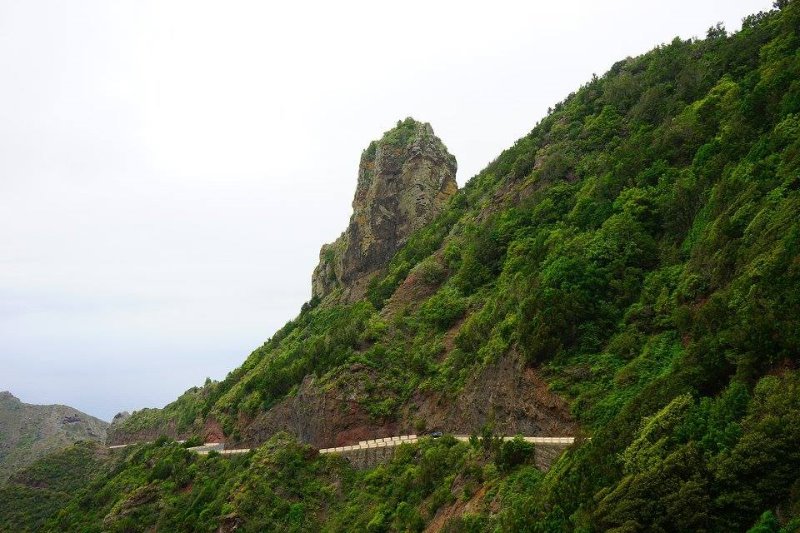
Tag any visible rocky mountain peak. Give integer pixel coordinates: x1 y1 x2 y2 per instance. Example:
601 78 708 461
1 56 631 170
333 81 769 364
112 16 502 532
0 391 21 408
111 411 131 425
312 118 457 301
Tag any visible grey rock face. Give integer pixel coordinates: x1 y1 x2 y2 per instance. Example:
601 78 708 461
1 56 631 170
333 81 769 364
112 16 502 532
111 411 131 425
312 118 457 301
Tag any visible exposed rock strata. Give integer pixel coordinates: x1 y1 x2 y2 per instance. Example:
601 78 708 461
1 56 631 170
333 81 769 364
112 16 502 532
410 351 578 437
235 353 576 449
238 368 399 449
312 118 458 302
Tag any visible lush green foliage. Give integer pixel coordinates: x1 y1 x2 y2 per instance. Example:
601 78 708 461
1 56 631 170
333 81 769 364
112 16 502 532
14 435 519 533
48 435 349 532
0 442 111 532
22 3 800 531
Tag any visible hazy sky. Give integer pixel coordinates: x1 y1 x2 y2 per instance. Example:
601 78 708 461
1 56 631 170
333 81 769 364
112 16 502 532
0 0 773 421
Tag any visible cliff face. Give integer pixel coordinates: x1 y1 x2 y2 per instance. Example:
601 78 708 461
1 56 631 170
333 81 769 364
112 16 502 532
0 391 108 482
312 118 458 301
237 352 577 450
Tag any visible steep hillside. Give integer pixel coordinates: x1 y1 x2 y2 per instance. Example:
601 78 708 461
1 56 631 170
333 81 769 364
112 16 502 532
0 441 111 532
39 2 800 531
0 391 107 482
108 118 575 448
7 433 520 532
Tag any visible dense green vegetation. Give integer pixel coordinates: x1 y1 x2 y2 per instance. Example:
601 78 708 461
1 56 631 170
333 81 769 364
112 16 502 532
0 442 112 532
2 435 525 532
9 2 800 531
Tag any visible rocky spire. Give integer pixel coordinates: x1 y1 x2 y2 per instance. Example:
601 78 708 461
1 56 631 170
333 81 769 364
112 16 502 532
312 118 458 301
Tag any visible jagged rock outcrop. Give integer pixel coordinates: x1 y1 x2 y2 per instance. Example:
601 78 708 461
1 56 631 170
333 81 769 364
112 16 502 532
312 118 458 301
111 411 131 425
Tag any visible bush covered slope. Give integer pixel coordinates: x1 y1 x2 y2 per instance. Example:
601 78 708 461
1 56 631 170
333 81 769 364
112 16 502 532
0 441 112 532
0 391 108 483
19 2 800 531
5 434 546 532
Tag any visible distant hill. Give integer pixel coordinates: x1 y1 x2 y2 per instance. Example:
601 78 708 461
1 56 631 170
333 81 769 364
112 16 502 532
0 391 108 482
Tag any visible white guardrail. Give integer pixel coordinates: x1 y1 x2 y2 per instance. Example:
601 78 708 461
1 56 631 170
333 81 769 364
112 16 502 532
110 435 579 456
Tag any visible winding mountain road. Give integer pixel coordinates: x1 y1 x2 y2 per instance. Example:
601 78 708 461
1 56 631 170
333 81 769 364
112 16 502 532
110 434 580 470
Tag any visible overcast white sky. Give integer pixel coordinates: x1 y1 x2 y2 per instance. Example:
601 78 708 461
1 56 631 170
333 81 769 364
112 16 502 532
0 0 773 421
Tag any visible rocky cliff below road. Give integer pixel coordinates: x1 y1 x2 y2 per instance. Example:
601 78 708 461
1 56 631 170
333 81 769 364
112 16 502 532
312 117 458 302
0 391 108 482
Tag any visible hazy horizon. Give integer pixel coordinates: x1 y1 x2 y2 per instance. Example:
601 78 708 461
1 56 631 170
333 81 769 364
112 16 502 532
0 0 773 421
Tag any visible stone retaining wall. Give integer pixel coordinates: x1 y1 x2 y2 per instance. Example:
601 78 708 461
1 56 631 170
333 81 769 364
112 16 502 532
318 435 576 470
111 434 578 469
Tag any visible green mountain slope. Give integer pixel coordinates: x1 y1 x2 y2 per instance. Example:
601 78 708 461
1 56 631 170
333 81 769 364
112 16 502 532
0 441 111 532
9 2 800 531
0 391 107 483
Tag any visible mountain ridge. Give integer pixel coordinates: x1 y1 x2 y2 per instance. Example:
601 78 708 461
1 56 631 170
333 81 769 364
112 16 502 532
0 391 108 483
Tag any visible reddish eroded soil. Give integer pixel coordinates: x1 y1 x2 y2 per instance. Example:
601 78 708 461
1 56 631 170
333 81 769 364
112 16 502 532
425 485 489 533
333 422 399 447
202 418 225 443
441 316 466 356
236 366 398 449
380 252 448 319
239 350 577 451
411 350 577 437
